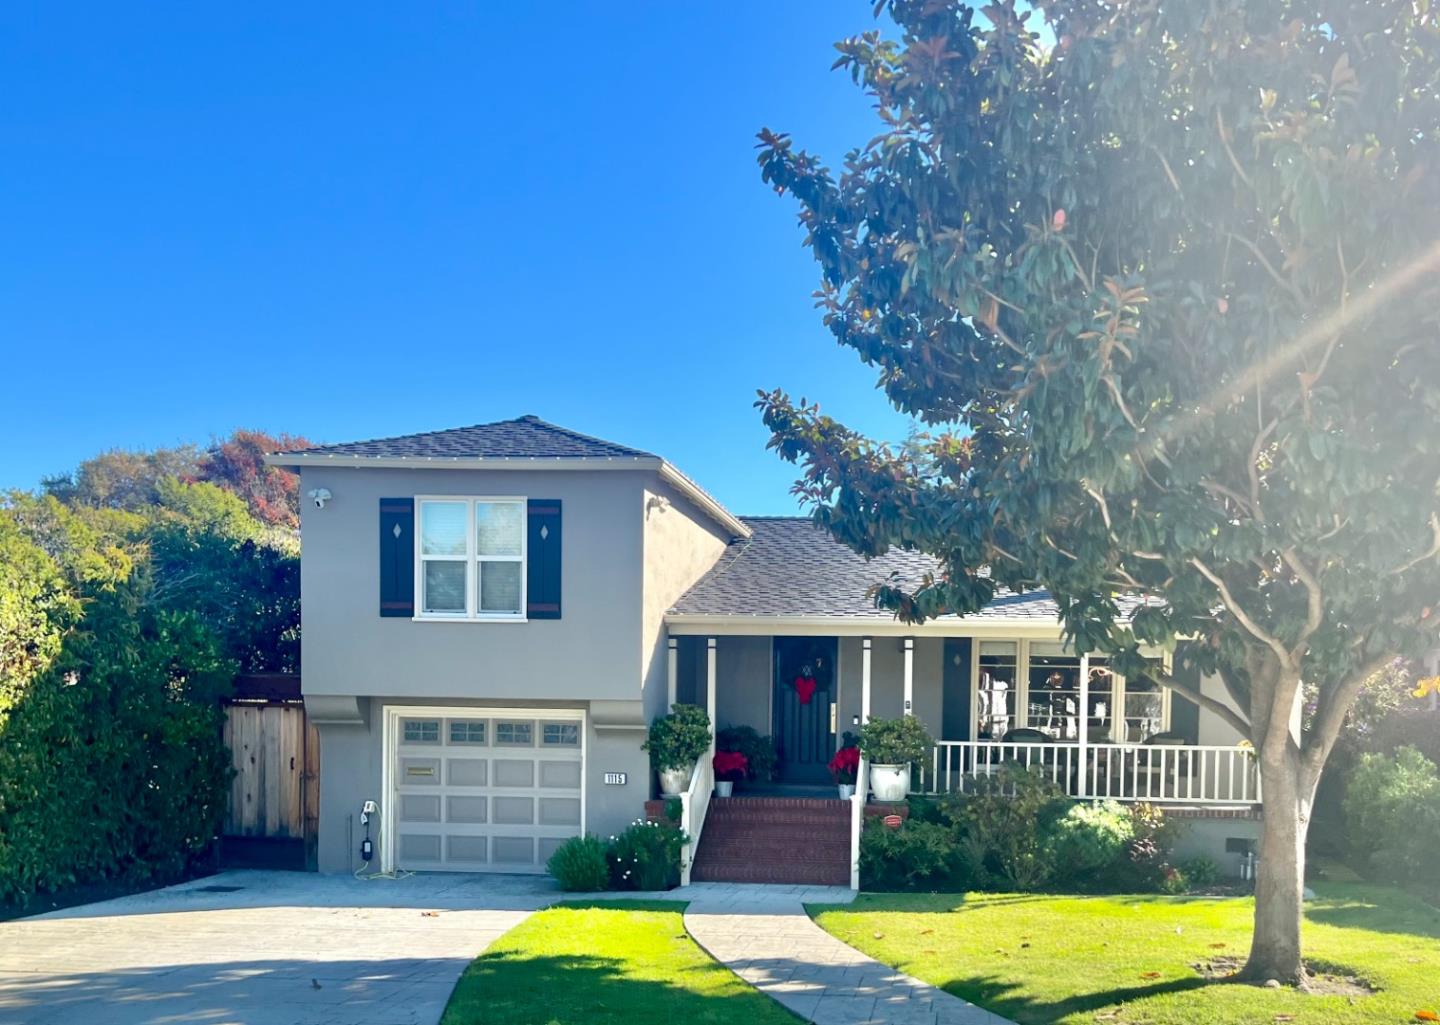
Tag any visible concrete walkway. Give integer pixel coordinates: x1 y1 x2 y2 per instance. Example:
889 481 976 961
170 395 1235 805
2 871 1011 1025
685 888 1014 1025
0 869 552 1025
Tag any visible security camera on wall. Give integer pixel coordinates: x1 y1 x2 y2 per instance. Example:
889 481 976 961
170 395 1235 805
308 488 331 509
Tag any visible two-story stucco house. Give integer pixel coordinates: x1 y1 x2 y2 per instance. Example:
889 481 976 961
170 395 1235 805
267 416 1262 888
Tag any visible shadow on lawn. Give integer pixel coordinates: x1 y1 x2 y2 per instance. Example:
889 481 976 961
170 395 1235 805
938 970 1214 1023
444 949 789 1025
1304 889 1440 939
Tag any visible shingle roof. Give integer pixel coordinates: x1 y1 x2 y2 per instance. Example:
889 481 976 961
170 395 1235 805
272 415 656 461
669 516 1069 622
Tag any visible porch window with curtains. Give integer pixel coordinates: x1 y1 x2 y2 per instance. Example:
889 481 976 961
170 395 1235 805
1022 643 1165 742
417 498 526 619
976 641 1017 739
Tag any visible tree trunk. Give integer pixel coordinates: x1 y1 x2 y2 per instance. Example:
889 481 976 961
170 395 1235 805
1242 749 1312 986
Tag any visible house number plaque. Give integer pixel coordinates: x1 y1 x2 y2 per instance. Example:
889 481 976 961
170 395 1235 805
603 772 627 785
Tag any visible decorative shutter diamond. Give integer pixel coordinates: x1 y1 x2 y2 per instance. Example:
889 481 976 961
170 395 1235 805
393 524 403 539
540 525 549 541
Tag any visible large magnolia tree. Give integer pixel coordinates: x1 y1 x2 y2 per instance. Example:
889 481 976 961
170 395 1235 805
757 0 1440 986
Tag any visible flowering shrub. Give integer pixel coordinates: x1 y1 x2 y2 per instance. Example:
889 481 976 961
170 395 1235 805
606 819 688 891
828 745 860 784
713 750 749 781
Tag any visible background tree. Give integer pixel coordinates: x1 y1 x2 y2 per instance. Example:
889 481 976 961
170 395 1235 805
756 0 1440 986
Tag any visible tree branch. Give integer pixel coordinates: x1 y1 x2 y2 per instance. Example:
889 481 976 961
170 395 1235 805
1190 556 1293 668
1142 665 1252 738
1388 511 1440 576
1302 651 1396 783
1280 547 1325 653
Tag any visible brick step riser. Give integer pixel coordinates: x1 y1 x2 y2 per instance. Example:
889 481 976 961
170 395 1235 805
710 798 848 810
705 824 848 833
692 864 849 886
691 840 846 858
704 813 849 826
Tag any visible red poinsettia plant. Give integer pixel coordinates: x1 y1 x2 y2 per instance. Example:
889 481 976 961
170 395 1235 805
713 750 749 782
828 746 860 785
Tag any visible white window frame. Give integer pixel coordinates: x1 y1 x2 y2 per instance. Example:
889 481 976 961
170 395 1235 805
969 639 1171 742
414 496 527 622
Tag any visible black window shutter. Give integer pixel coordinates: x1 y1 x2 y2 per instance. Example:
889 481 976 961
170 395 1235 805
527 499 561 619
379 498 415 617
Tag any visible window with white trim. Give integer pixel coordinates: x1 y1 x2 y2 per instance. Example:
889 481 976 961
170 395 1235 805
417 498 526 619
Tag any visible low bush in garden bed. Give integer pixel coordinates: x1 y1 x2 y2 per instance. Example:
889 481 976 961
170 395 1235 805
547 820 689 892
861 764 1204 895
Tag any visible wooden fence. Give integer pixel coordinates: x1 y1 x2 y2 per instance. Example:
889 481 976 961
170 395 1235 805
221 674 318 869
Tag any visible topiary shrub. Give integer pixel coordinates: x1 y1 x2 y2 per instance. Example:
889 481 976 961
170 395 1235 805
1049 801 1136 887
715 725 778 781
606 819 688 891
859 818 967 891
642 704 712 773
546 835 611 892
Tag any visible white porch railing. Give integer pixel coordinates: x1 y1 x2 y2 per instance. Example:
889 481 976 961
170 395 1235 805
913 741 1260 804
678 753 715 887
849 755 868 891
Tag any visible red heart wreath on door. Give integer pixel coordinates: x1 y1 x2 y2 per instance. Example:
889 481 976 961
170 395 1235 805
793 675 818 705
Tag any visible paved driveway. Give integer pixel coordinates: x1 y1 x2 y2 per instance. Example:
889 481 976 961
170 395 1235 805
0 869 555 1025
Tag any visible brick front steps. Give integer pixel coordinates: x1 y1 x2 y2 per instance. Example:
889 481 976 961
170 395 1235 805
691 796 851 886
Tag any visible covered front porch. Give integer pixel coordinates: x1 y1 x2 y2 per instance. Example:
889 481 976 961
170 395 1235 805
665 628 1259 807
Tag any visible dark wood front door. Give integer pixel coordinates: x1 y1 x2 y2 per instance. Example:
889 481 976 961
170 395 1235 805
773 636 838 784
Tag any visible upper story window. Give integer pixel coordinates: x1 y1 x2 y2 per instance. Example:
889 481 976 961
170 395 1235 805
417 498 525 620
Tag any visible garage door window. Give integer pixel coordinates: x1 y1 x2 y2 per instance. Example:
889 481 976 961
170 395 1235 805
495 721 534 746
403 719 440 744
542 722 580 747
448 720 488 745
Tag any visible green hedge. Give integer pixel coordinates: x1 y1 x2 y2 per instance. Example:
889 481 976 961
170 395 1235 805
0 497 235 905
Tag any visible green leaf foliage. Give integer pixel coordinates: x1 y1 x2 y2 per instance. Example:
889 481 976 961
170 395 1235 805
0 472 297 904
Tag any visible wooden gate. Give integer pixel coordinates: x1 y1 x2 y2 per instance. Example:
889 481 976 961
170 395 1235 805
222 674 319 869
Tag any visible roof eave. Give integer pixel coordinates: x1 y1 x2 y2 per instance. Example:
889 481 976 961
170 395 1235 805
262 452 751 540
663 613 1067 637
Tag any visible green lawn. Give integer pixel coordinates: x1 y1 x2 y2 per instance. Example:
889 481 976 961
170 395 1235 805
440 901 800 1025
812 884 1440 1025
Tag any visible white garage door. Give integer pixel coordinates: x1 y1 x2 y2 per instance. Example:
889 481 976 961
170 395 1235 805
385 706 585 874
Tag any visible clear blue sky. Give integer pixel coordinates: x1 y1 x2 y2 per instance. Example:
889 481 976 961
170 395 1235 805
0 2 919 515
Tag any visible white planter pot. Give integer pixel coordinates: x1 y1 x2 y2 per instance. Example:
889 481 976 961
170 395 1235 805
837 783 856 800
715 780 734 798
869 764 910 803
658 765 693 796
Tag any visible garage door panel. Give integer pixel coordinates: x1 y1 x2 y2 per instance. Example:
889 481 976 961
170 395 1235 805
447 836 488 864
400 795 442 823
492 836 535 864
447 758 488 786
391 707 583 874
539 761 582 788
447 795 488 823
400 834 442 862
538 797 581 826
493 759 535 787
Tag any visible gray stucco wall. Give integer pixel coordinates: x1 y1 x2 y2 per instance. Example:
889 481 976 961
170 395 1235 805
714 636 772 734
639 483 730 721
835 636 948 739
298 464 731 873
299 466 648 704
310 697 650 873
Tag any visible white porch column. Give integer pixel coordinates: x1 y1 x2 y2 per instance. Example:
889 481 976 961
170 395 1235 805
706 637 718 755
861 638 873 722
1076 653 1090 799
666 637 678 711
903 637 915 716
